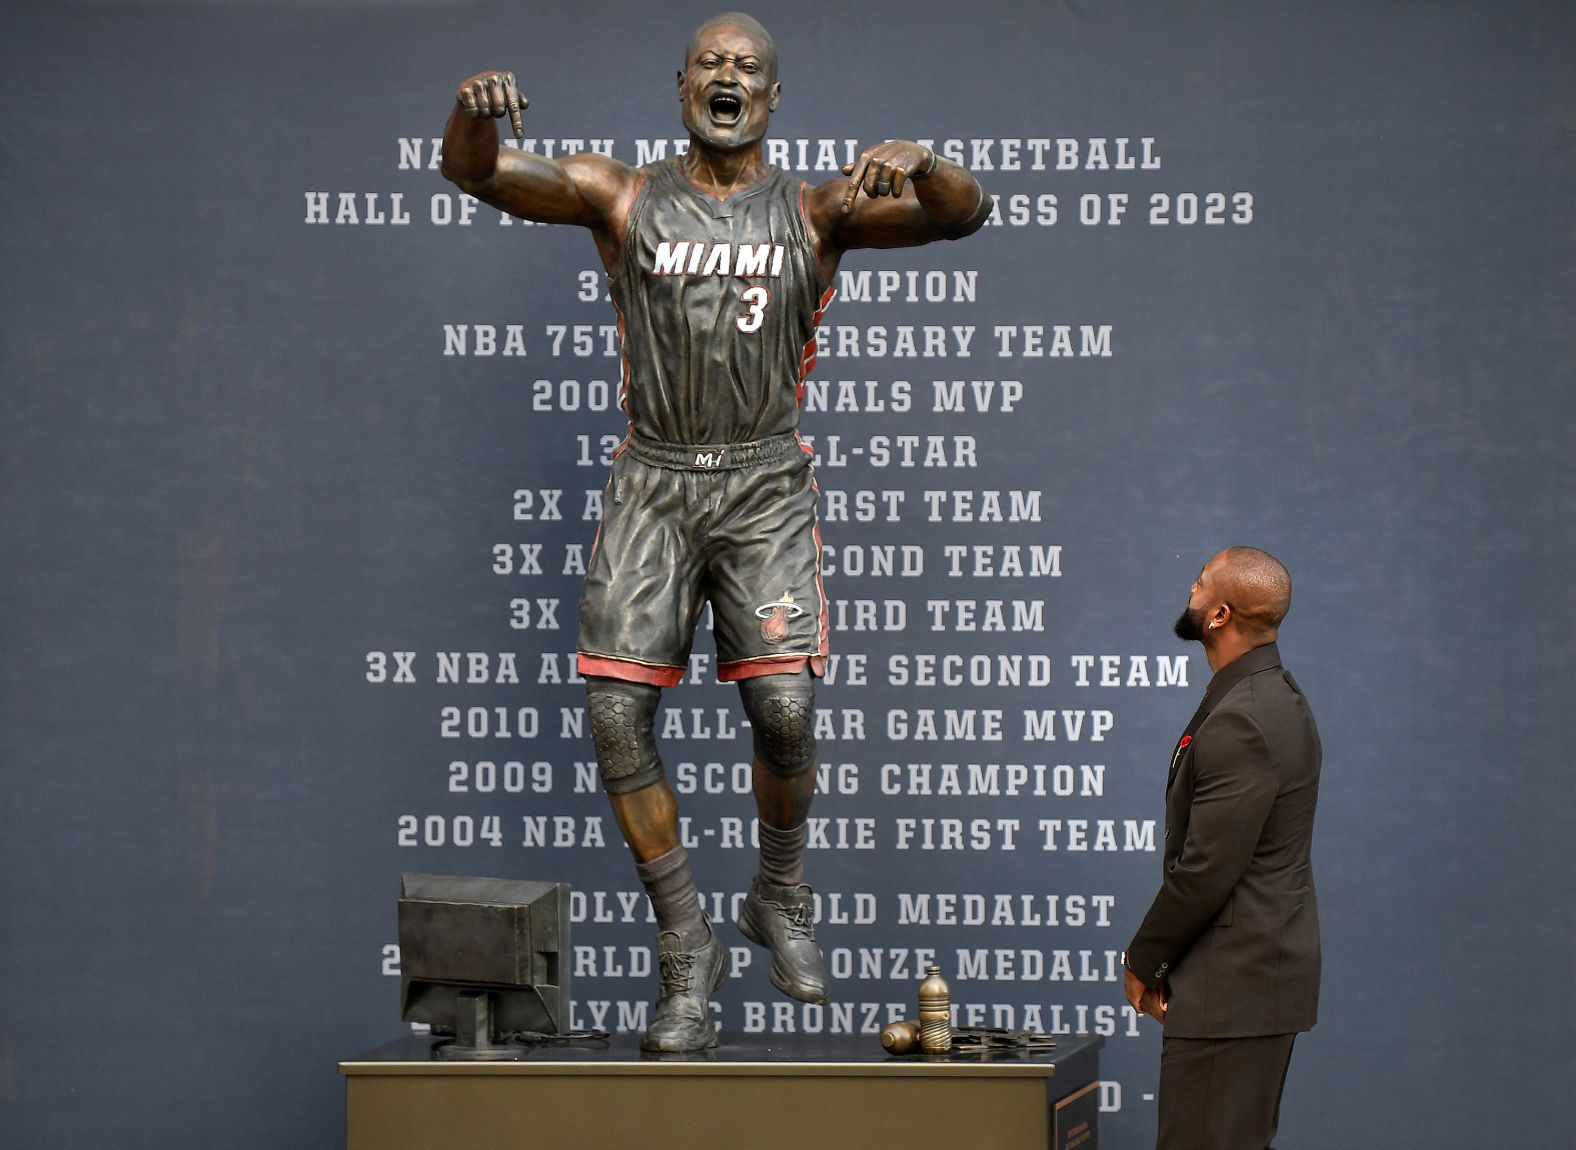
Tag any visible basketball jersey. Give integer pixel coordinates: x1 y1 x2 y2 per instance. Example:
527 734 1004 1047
611 159 834 446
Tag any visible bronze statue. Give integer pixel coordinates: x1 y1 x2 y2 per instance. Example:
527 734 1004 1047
442 11 989 1052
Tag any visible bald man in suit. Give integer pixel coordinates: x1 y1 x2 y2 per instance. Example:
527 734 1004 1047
1126 548 1322 1149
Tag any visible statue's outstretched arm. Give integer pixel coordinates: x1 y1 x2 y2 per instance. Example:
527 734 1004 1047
807 140 989 256
441 70 637 232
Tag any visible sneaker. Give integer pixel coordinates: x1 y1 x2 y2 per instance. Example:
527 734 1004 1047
737 877 830 1005
641 925 727 1052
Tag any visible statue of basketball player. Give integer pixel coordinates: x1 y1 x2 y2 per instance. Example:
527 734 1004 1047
442 12 989 1051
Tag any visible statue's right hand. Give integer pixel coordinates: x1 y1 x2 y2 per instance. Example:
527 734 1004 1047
457 71 527 130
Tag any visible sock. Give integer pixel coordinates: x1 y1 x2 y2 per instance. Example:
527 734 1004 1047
756 819 807 887
635 845 708 949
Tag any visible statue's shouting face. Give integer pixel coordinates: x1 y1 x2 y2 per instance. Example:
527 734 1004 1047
678 19 781 153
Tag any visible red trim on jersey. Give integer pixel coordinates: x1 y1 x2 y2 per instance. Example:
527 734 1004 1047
796 180 822 266
808 475 831 660
610 296 634 416
797 285 838 406
794 182 837 407
577 653 685 688
607 170 645 417
719 654 817 682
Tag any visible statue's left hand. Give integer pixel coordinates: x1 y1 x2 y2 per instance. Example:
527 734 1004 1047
840 141 936 213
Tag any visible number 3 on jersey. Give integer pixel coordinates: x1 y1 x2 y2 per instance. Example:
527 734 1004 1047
736 285 771 333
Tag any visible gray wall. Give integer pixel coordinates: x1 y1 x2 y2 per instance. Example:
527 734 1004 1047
3 1 1572 1146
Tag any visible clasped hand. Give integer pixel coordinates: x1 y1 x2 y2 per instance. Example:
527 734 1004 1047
1124 966 1168 1023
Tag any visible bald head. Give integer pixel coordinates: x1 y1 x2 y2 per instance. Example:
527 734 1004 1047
686 12 778 79
1215 547 1292 632
1175 547 1293 667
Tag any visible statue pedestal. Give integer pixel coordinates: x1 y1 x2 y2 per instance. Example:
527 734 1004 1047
340 1031 1102 1150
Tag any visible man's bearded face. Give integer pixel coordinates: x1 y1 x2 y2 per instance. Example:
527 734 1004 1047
1173 602 1207 642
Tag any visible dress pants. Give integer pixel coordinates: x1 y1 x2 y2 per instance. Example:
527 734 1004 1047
1156 1033 1297 1150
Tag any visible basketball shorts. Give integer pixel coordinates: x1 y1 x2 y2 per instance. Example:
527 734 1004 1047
576 432 829 687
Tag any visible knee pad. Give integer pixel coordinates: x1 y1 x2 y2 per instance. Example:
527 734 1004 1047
739 672 816 778
586 679 664 795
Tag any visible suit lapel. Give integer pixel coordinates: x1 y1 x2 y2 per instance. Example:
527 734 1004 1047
1165 699 1209 793
1165 642 1283 794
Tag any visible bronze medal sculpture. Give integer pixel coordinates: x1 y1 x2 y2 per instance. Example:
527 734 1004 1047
442 11 990 1052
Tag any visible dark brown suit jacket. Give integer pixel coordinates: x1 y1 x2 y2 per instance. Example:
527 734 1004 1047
1127 642 1322 1038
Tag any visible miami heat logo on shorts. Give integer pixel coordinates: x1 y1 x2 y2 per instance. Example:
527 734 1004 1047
754 592 805 645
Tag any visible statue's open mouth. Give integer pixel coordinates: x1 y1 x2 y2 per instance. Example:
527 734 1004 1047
708 92 743 123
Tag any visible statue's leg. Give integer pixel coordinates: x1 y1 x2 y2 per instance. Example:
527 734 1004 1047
587 676 724 1051
735 669 829 1005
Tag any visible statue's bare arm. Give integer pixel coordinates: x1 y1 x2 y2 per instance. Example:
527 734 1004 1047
805 141 988 279
440 71 641 269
